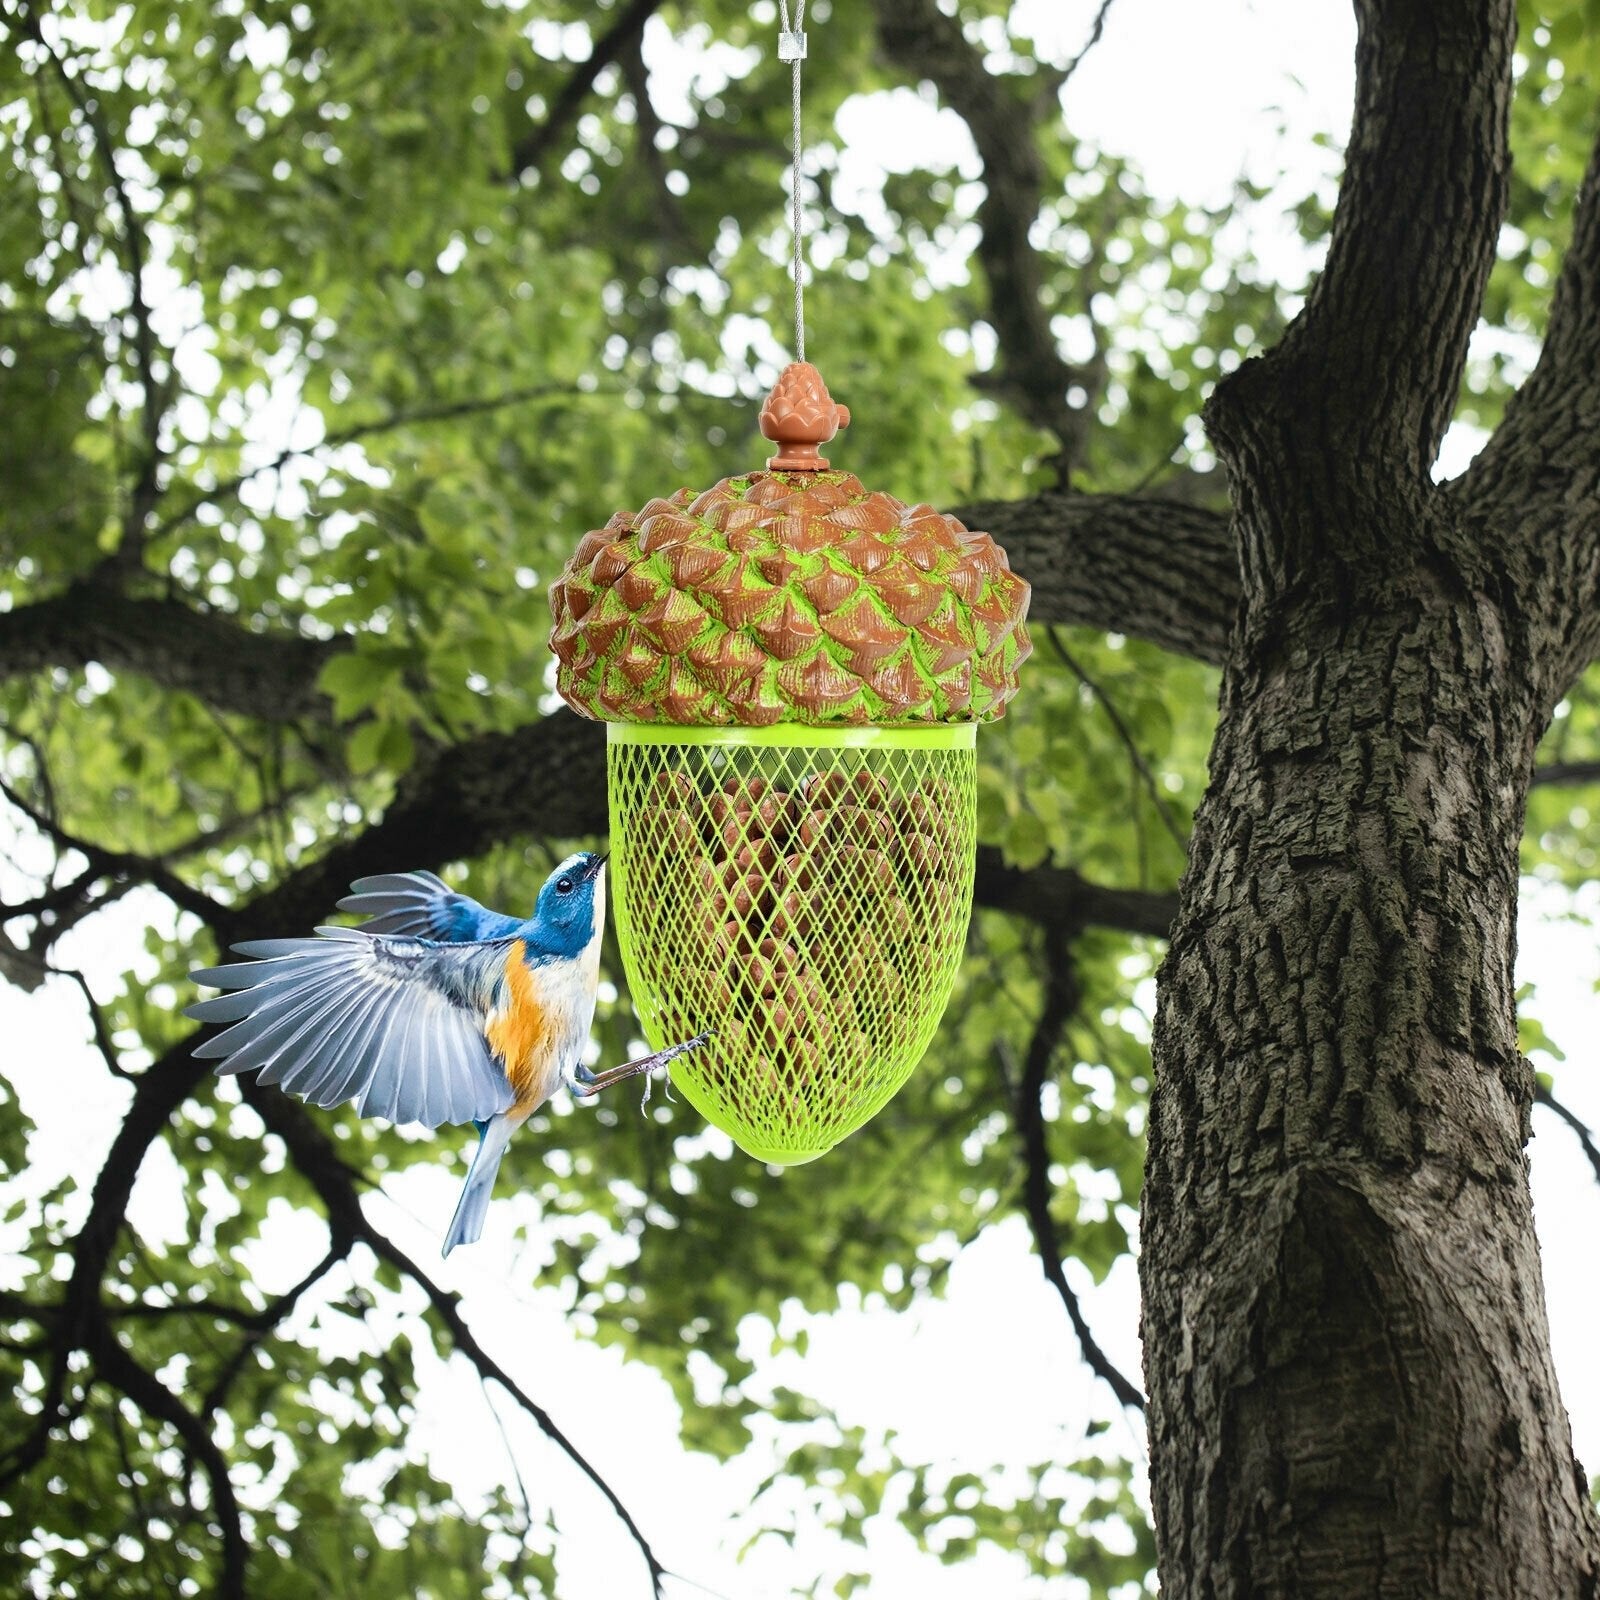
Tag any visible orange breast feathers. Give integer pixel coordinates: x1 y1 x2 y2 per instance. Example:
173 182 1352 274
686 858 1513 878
486 941 557 1107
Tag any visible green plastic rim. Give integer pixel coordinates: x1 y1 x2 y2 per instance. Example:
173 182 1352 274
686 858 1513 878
607 723 978 750
606 726 979 1164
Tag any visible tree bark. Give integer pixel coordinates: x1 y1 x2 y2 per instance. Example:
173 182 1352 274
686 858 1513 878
1139 1 1600 1592
953 486 1235 664
1141 548 1599 1596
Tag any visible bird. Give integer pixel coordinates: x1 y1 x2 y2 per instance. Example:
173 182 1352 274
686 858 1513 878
186 851 710 1256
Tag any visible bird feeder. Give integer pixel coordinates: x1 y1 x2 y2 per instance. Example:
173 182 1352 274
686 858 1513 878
548 363 1030 1163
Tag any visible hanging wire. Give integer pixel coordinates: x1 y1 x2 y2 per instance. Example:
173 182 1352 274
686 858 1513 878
777 0 808 359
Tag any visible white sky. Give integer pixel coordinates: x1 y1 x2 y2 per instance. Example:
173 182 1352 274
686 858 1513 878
5 3 1600 1597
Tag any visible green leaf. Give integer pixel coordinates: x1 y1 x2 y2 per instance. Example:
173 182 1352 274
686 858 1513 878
319 651 403 721
1005 811 1051 869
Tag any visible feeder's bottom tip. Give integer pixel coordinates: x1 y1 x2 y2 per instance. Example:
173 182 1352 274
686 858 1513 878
738 1141 836 1168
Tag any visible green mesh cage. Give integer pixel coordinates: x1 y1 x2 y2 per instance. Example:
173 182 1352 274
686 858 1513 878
608 722 978 1164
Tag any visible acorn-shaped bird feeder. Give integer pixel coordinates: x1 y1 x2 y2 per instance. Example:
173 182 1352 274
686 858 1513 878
549 364 1031 1163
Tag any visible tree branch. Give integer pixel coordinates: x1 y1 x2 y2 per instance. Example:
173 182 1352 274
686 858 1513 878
188 698 1179 942
975 845 1177 940
5 999 663 1595
224 709 1179 944
1059 0 1117 93
0 385 622 717
1047 629 1188 851
50 963 132 1080
1458 125 1600 675
0 582 341 721
197 1235 355 1418
507 0 666 180
952 486 1236 665
94 1334 247 1600
5 673 1179 970
16 1 170 564
146 382 608 547
1463 125 1600 521
3 861 114 926
247 1087 669 1597
1535 1083 1600 1191
1010 931 1146 1411
0 775 221 925
872 0 1099 470
1531 760 1600 788
0 476 1236 736
619 33 690 253
0 1032 210 1490
1206 0 1516 578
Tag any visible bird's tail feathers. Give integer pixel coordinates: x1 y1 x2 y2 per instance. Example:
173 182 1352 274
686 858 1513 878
442 1114 515 1257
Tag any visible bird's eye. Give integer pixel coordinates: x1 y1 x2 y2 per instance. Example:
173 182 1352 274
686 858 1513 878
556 877 574 895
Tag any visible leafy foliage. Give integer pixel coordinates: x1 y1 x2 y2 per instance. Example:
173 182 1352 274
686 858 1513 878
2 2 1597 1597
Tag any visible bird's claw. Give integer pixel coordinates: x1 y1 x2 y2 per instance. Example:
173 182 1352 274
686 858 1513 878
572 1031 713 1099
639 1069 677 1113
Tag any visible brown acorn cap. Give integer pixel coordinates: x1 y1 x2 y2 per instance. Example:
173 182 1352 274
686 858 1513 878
549 364 1031 726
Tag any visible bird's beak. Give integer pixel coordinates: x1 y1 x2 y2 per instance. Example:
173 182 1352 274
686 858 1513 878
586 852 608 880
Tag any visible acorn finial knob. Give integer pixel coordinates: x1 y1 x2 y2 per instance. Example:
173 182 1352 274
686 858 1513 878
760 362 851 471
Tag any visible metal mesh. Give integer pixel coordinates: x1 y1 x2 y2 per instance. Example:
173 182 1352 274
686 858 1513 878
607 727 978 1164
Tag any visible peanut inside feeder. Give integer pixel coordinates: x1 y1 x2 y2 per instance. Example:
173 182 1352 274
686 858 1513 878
549 366 1029 1163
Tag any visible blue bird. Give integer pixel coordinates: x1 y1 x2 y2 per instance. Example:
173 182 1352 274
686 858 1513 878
186 852 708 1255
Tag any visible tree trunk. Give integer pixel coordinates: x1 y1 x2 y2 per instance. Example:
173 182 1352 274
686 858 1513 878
1139 1 1600 1588
1142 548 1599 1595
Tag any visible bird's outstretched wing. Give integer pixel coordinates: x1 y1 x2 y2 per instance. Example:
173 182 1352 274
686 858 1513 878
186 928 516 1127
337 870 523 943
